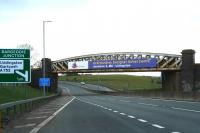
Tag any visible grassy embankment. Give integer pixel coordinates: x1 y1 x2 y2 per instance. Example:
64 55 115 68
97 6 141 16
0 84 49 104
59 74 161 91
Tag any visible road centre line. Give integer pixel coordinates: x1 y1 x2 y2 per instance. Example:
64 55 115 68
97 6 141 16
15 123 36 129
29 97 75 133
171 107 200 113
113 111 118 113
171 132 181 133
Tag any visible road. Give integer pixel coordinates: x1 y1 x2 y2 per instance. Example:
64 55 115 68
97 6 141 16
35 81 200 133
7 81 200 133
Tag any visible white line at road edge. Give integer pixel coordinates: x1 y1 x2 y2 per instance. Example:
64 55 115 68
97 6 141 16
171 107 200 113
29 97 75 133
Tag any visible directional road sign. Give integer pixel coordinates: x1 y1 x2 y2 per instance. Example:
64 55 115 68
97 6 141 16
0 49 31 83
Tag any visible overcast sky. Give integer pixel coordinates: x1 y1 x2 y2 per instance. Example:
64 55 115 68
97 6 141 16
0 0 200 76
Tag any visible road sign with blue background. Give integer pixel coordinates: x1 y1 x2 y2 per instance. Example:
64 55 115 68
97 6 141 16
39 78 51 87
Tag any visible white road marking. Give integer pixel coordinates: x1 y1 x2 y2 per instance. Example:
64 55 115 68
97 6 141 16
171 107 200 113
138 119 147 123
128 115 135 119
29 97 75 133
171 132 181 133
113 111 118 113
108 109 112 111
152 124 165 129
120 100 130 103
123 96 199 104
38 109 56 112
27 116 48 120
15 123 36 129
31 111 54 115
120 113 126 115
138 102 159 107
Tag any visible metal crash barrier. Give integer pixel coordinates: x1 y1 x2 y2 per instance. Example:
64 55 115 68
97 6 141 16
0 94 59 129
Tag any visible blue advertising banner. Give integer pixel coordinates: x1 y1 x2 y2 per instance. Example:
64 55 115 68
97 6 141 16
88 58 157 69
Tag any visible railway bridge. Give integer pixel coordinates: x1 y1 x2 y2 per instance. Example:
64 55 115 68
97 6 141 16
31 49 200 92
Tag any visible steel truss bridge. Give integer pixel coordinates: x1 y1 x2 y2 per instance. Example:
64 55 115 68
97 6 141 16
51 52 182 73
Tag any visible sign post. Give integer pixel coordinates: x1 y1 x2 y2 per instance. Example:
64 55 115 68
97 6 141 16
0 49 31 83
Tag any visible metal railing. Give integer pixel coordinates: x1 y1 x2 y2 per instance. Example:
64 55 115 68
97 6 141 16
0 93 59 129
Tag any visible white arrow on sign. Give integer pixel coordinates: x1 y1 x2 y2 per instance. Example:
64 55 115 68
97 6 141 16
15 71 28 81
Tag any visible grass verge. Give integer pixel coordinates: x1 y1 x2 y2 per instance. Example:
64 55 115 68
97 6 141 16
0 84 50 104
59 74 161 91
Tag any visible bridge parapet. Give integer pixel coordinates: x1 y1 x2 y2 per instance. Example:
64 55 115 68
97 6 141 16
51 52 182 73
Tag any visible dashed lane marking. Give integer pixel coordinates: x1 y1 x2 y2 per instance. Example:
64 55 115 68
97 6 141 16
75 98 182 132
119 113 126 116
137 119 147 123
128 115 135 119
152 124 165 129
14 123 36 129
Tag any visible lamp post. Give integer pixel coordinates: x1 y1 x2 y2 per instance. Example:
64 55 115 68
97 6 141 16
43 20 52 96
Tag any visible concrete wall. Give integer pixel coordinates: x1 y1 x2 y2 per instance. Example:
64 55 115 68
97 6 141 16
161 71 180 92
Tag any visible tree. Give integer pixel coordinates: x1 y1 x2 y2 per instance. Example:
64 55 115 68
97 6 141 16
17 44 39 66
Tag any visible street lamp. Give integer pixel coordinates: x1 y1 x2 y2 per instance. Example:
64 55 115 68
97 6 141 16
43 20 52 96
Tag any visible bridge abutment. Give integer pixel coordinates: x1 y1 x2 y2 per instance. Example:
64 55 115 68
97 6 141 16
31 58 58 93
181 49 195 92
161 71 180 92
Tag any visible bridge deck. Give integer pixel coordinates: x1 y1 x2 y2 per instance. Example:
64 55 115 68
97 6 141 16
49 52 181 73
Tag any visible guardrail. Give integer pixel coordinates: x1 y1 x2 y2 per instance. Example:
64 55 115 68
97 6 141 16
0 93 59 129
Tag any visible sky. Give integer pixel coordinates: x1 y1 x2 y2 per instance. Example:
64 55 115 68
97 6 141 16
0 0 200 76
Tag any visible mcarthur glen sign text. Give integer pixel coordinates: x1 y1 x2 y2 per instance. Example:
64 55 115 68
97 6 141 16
0 49 31 83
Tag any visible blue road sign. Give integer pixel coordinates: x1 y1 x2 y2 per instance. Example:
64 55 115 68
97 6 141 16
39 78 50 87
